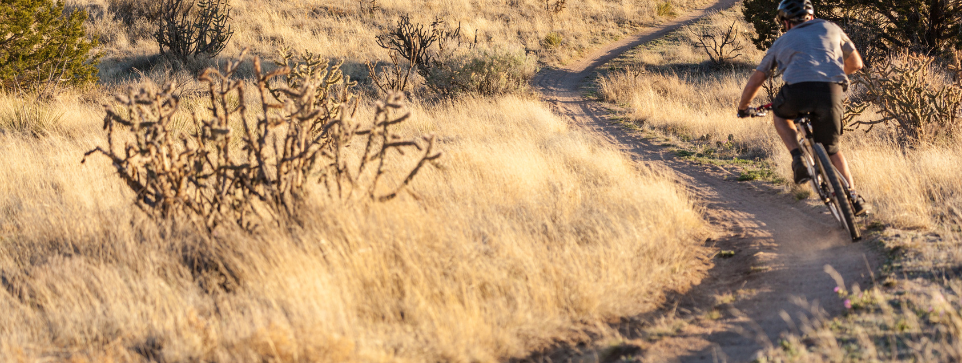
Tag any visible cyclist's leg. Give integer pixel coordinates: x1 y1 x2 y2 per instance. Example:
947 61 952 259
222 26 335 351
829 152 855 189
774 115 801 151
771 85 802 152
811 82 854 186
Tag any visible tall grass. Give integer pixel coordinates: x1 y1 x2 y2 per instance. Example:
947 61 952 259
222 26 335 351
76 0 712 84
0 90 708 361
596 8 962 228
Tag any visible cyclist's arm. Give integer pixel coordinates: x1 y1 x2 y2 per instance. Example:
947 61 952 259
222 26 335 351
738 70 768 111
844 49 864 75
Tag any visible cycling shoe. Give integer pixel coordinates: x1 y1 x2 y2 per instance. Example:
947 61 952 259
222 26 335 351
792 154 811 184
851 194 869 216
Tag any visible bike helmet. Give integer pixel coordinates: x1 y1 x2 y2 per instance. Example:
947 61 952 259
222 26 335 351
776 0 814 25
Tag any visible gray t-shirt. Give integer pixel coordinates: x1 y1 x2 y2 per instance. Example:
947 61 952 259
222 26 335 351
756 19 857 85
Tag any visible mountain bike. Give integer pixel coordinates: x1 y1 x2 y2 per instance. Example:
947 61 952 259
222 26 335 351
747 104 861 241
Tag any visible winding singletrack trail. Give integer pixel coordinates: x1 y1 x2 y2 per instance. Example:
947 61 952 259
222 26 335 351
531 1 881 362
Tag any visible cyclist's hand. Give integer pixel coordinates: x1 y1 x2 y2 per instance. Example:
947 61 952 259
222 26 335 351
737 108 754 118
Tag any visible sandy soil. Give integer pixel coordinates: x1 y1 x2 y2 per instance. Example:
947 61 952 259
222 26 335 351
528 1 882 361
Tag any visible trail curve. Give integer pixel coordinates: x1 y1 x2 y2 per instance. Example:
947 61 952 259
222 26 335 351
530 1 881 361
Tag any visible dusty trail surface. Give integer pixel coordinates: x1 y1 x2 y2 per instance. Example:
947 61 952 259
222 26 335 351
531 2 881 362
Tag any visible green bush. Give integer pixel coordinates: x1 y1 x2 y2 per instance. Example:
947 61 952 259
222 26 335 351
0 0 99 88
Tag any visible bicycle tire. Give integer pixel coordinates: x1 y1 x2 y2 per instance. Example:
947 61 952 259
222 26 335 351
812 143 861 241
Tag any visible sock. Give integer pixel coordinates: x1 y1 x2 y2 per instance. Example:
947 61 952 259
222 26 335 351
849 188 859 199
790 148 802 158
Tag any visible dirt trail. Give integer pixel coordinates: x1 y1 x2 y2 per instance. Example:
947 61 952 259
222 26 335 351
531 1 881 362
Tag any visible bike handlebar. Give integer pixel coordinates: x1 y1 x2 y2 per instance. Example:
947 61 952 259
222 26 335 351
740 103 773 118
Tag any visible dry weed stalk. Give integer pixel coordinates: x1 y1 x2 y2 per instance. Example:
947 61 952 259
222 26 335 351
84 52 439 233
847 52 962 142
689 20 745 65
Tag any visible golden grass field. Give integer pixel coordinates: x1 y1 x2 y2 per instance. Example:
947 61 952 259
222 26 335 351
0 0 720 361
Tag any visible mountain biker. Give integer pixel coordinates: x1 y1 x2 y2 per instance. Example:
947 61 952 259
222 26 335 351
736 0 867 215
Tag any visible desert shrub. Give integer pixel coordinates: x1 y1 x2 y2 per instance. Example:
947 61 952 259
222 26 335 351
368 15 462 94
657 1 676 17
688 20 745 65
370 15 533 97
542 32 563 49
442 51 536 96
84 53 440 233
846 52 962 143
154 0 234 63
0 0 99 89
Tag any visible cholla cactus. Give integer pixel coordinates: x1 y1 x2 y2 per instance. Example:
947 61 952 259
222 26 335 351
84 52 440 233
847 52 962 143
154 0 234 62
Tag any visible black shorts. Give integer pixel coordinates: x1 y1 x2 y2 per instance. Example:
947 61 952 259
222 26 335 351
772 82 845 155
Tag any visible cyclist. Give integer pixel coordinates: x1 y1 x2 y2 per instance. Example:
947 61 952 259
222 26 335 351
736 0 867 215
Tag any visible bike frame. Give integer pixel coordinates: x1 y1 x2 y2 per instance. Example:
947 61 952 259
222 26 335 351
794 115 850 218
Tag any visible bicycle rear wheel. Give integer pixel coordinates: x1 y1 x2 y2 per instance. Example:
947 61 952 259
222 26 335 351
812 143 861 241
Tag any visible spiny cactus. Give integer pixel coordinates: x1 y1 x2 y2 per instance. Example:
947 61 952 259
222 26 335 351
155 0 234 63
846 52 962 143
84 51 440 233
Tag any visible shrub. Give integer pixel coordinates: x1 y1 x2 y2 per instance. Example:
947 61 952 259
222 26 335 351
846 52 962 143
447 51 535 96
688 20 745 65
656 1 676 18
84 53 440 233
155 0 234 63
0 0 99 89
368 15 461 94
543 32 563 49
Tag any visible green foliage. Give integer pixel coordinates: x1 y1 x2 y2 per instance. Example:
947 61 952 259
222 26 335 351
543 32 563 49
743 0 962 54
155 0 234 63
741 0 781 50
0 0 99 88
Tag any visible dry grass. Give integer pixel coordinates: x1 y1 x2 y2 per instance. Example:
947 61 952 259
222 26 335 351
74 0 711 85
596 6 962 229
0 0 729 360
0 80 709 361
595 6 962 361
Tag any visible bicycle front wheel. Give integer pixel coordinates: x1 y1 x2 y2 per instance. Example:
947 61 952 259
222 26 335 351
812 143 861 241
